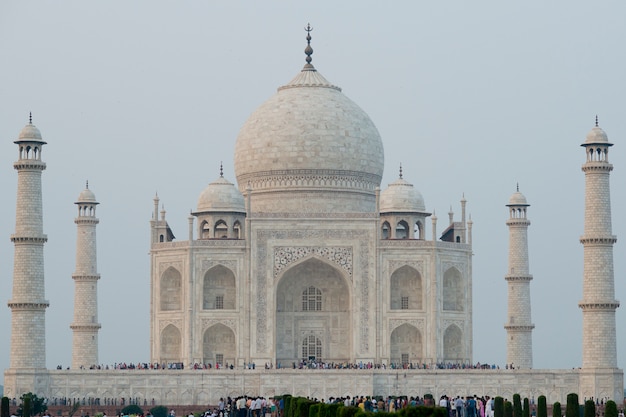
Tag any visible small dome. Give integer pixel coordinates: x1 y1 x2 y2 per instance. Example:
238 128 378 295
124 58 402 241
584 125 610 145
16 123 46 144
196 176 245 213
507 191 528 206
76 188 97 204
380 178 426 213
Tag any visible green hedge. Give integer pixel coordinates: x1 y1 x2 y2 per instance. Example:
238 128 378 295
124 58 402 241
552 402 562 417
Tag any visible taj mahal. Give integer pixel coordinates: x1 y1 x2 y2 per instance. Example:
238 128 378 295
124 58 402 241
3 28 623 404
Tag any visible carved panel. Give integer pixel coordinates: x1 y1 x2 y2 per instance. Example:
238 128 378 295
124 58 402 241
159 261 183 276
274 246 352 279
389 319 424 333
202 318 237 335
158 319 183 332
201 259 238 273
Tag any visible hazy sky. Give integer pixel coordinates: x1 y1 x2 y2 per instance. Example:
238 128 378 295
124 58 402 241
1 1 625 376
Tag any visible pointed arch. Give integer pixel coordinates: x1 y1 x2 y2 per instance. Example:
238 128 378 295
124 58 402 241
200 220 211 239
160 324 182 363
203 265 236 310
214 220 228 238
233 220 242 239
203 323 236 366
390 323 422 365
443 324 463 361
390 265 422 310
275 257 351 363
382 221 391 239
396 220 410 239
443 267 463 311
160 267 182 311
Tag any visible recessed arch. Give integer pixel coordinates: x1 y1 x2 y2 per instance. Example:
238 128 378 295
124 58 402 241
203 265 236 310
160 324 181 364
443 267 463 311
160 267 182 311
203 323 236 366
443 324 463 361
214 220 228 238
390 265 422 310
275 257 351 364
396 220 410 239
382 221 391 239
390 323 422 366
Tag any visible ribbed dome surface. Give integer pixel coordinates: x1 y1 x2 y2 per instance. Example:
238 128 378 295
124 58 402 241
196 176 245 213
380 178 426 213
233 66 384 213
507 191 528 206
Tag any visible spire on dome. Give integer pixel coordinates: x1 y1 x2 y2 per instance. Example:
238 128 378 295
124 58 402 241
29 112 32 125
86 180 89 189
516 183 519 192
303 23 315 71
595 115 599 127
220 161 224 178
399 163 403 179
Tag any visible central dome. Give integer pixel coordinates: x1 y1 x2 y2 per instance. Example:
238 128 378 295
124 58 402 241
234 35 384 213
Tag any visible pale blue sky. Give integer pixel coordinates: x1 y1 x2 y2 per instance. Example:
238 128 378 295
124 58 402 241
0 1 625 374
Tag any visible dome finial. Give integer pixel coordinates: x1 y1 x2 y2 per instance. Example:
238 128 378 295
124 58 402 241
29 112 32 125
303 23 314 70
220 161 224 178
516 182 519 192
86 180 89 190
399 163 403 179
595 115 599 127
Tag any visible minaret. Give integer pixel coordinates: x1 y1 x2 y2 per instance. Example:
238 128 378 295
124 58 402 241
579 119 619 369
504 185 534 369
70 182 101 369
8 115 49 369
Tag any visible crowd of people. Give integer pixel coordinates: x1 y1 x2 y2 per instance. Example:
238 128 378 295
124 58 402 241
54 360 503 372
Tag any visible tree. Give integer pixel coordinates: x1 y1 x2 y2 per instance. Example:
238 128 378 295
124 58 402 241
505 401 513 417
150 406 168 417
565 394 579 417
513 395 522 417
494 397 504 417
583 400 595 417
552 402 562 417
2 397 10 417
604 401 617 417
536 396 547 417
121 405 143 416
17 393 47 417
523 398 530 417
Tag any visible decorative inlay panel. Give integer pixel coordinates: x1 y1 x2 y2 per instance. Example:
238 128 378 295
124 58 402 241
388 261 423 275
389 319 424 333
201 260 238 273
202 318 237 334
159 319 183 332
159 261 183 276
274 247 352 279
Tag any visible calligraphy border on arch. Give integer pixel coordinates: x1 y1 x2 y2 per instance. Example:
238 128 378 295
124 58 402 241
256 229 370 354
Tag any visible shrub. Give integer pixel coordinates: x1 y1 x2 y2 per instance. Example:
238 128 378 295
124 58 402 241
523 398 530 417
151 406 169 417
552 402 562 417
536 396 546 417
121 405 144 416
583 400 594 417
22 397 31 417
310 404 321 417
494 397 504 417
513 395 522 417
504 401 513 417
338 406 359 417
1 397 10 417
604 401 618 417
565 394 579 417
